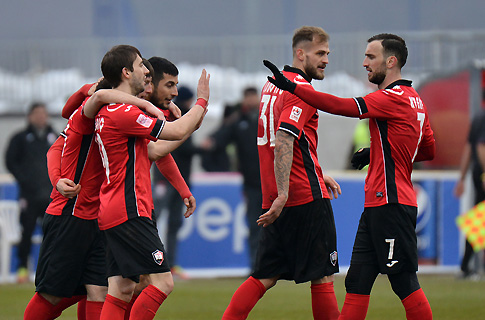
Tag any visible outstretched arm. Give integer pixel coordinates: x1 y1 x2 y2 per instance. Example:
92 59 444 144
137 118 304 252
263 60 360 117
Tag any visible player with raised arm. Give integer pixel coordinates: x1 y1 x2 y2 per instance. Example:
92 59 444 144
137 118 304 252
264 33 434 320
222 26 342 320
23 76 164 320
94 45 209 320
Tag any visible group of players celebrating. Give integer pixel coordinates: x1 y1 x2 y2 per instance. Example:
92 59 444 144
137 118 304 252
24 25 434 320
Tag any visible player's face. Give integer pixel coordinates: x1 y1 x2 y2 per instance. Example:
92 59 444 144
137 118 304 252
302 40 329 80
130 55 149 96
151 73 179 109
138 76 153 100
363 40 387 86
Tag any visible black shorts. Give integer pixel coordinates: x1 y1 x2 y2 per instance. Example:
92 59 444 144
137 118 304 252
104 217 170 281
252 198 339 284
350 204 418 274
35 214 107 297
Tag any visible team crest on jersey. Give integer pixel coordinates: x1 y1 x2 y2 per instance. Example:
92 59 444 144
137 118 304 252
289 106 302 122
136 114 154 128
330 251 338 266
152 250 164 265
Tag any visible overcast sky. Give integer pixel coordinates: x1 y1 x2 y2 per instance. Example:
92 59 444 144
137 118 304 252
1 0 484 40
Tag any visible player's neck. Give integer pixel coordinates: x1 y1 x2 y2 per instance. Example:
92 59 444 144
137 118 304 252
378 70 402 90
114 82 136 96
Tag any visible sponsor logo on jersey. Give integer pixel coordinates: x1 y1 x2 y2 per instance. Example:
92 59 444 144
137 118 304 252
136 114 154 128
152 249 164 265
293 74 309 85
385 85 404 96
106 104 125 112
289 106 302 122
376 191 383 197
330 251 338 266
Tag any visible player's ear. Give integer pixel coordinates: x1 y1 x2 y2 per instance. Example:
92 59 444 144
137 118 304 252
387 56 397 69
122 67 131 79
295 48 305 62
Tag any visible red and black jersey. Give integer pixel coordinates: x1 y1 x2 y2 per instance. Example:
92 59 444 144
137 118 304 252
354 80 435 207
46 103 104 220
258 66 328 209
95 103 165 230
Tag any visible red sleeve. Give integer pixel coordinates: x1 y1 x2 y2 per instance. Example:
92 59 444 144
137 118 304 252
62 83 94 119
414 143 435 162
155 154 192 200
47 136 64 187
293 84 360 117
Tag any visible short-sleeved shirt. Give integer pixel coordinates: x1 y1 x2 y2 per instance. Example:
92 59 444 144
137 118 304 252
46 103 104 220
94 103 165 230
353 80 435 208
258 66 329 209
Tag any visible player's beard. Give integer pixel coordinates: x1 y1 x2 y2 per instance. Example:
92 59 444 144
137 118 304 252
304 61 324 80
368 63 386 85
131 79 145 97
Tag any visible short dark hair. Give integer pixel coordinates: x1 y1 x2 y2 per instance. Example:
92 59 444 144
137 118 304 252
292 26 329 55
142 58 154 78
148 57 178 87
28 102 46 115
368 33 408 68
101 45 142 88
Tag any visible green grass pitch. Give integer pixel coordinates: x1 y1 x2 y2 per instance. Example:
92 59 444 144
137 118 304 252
1 274 483 319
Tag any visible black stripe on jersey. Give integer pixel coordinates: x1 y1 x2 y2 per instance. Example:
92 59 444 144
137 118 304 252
150 119 165 139
376 119 398 203
279 122 300 139
354 97 368 115
298 131 322 201
125 137 139 219
61 134 94 216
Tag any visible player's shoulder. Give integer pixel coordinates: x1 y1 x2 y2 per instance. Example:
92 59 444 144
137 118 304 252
99 103 141 116
282 66 312 86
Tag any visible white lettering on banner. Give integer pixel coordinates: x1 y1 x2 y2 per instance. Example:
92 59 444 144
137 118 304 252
233 202 249 253
197 198 232 241
177 198 248 254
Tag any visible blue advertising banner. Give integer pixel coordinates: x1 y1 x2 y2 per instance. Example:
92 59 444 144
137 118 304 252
0 171 463 281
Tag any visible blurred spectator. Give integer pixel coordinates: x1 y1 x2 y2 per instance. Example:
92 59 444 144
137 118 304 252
454 103 485 279
200 104 237 172
152 86 200 277
5 102 57 283
201 87 262 270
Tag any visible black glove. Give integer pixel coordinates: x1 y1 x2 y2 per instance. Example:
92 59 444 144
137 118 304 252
263 60 296 94
351 148 370 170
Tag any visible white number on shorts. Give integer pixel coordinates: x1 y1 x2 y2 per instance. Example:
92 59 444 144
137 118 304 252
385 238 395 259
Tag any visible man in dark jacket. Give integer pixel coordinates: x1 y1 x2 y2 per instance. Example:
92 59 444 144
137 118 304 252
206 87 262 271
5 102 57 283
